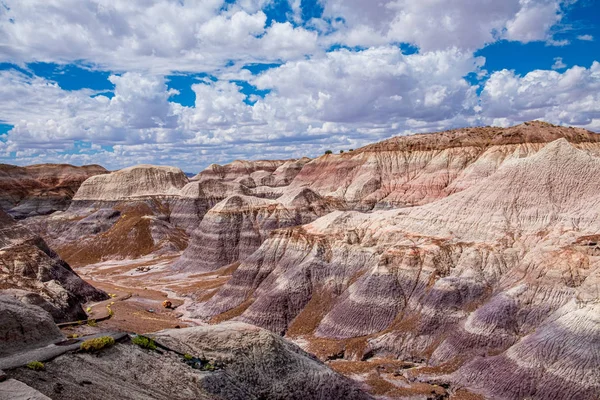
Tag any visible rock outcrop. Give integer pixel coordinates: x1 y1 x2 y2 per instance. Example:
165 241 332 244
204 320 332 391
0 163 107 219
0 209 107 322
0 294 63 357
10 321 372 400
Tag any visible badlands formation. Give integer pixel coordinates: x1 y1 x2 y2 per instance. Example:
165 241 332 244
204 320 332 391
1 121 599 400
0 163 107 219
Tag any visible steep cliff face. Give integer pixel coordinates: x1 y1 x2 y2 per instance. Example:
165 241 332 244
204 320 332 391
0 209 107 322
289 121 600 210
192 137 600 400
0 163 107 218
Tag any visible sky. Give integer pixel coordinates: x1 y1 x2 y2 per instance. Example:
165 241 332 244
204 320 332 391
0 0 599 172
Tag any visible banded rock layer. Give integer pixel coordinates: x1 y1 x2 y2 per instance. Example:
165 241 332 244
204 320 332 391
289 121 600 210
0 163 107 218
174 188 340 272
193 138 600 400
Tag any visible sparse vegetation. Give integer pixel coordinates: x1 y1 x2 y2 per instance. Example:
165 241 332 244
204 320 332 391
87 319 97 327
325 150 332 154
349 149 354 152
340 150 344 154
182 354 218 371
86 306 92 313
80 336 115 352
26 361 45 371
132 335 157 350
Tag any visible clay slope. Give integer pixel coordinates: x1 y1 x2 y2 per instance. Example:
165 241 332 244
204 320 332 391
10 319 371 400
193 139 600 400
0 163 107 219
0 209 107 322
173 188 340 272
289 120 600 210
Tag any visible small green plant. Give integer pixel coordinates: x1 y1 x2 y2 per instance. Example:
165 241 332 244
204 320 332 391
131 335 157 350
339 150 344 153
87 319 97 327
80 336 115 352
26 361 45 371
106 306 114 316
86 306 92 313
349 148 354 152
184 353 193 360
324 150 332 154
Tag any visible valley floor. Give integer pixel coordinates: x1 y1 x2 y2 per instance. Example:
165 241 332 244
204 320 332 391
69 255 483 400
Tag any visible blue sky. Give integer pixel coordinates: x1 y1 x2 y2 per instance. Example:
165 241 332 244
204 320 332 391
0 0 599 171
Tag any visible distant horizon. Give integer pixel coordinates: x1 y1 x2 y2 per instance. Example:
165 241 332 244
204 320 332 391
1 0 599 171
3 119 598 173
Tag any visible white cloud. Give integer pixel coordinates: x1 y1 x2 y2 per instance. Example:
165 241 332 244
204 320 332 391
321 0 570 51
577 34 594 41
0 0 319 73
479 62 600 130
552 57 567 70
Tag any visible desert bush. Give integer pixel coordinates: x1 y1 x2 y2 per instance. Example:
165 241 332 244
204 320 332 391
26 361 44 371
80 336 115 352
87 319 97 327
131 335 157 350
324 150 332 154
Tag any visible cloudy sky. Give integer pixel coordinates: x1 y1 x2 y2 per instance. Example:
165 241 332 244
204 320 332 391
0 0 599 171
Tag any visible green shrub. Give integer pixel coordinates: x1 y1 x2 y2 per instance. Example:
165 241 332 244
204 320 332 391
80 336 115 352
184 353 193 360
87 319 97 327
324 150 332 154
26 361 45 371
131 335 157 350
349 149 354 152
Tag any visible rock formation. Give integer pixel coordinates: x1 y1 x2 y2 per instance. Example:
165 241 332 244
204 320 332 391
173 188 340 272
9 320 372 400
191 131 600 400
0 163 107 219
27 165 191 265
289 121 600 210
0 209 107 322
0 294 63 357
71 164 188 210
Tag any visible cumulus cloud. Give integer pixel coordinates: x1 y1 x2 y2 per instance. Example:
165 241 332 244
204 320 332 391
552 57 567 69
0 0 319 73
479 62 600 129
321 0 570 51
